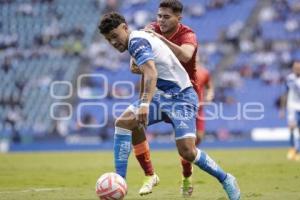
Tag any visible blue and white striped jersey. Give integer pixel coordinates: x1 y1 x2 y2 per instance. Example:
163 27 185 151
287 73 300 110
128 30 192 94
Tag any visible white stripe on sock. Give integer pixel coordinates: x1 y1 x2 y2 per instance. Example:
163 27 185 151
175 133 196 140
193 148 201 163
115 127 132 135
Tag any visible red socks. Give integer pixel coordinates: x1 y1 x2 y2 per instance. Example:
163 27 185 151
181 136 201 178
181 158 192 178
133 141 154 176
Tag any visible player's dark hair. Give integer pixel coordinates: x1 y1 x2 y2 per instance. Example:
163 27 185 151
159 0 183 13
98 12 126 34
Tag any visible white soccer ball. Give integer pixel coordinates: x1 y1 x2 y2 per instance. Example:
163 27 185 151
95 172 127 200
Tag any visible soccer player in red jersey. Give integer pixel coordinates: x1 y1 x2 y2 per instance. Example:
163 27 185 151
130 0 216 197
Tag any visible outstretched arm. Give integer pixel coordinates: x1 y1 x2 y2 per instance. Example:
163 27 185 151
145 29 196 63
159 36 195 63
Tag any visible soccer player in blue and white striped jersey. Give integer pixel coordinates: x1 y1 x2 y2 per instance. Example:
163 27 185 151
286 61 300 161
98 12 240 200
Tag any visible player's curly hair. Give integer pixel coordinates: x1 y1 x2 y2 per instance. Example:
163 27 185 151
98 12 126 34
159 0 183 13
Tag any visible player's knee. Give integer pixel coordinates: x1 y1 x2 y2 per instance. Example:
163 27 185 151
114 117 122 127
179 146 197 162
132 127 147 145
115 117 137 130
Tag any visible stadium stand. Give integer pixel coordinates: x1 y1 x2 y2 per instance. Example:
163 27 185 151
0 0 102 143
1 0 299 146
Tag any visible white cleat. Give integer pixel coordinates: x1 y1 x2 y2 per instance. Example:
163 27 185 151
139 174 160 196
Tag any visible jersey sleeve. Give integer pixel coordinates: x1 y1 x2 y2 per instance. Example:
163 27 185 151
180 32 198 47
128 37 154 67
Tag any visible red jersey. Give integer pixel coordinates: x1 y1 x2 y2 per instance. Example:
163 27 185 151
150 22 210 132
151 22 198 84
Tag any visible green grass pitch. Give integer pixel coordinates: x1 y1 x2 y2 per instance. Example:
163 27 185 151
0 148 299 200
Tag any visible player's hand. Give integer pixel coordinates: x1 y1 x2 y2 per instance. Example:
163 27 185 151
144 29 163 40
205 91 215 102
130 57 142 74
137 104 149 126
144 24 155 31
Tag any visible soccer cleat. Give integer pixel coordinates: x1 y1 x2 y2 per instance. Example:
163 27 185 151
139 174 160 196
180 176 193 197
287 148 296 160
222 173 240 200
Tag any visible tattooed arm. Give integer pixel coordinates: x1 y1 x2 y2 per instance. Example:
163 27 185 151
137 60 157 125
140 60 157 103
127 37 157 125
139 74 144 99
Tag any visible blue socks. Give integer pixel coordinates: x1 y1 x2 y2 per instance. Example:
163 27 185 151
114 127 132 179
291 129 300 152
193 148 227 183
290 129 295 147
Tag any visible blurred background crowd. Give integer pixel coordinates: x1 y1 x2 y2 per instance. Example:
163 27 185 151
0 0 300 147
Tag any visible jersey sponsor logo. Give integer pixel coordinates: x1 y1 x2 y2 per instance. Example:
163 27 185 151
130 40 138 45
129 38 152 57
132 45 146 57
170 109 194 120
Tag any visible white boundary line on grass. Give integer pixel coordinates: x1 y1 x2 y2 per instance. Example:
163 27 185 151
0 188 63 194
